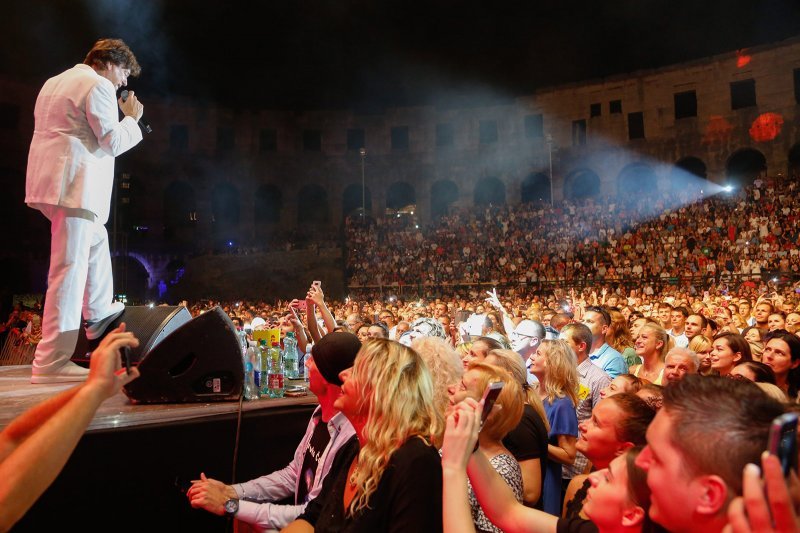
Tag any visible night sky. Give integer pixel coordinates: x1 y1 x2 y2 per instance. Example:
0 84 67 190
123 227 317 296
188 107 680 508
2 0 800 110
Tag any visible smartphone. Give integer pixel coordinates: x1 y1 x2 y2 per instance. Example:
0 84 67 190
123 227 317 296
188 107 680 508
479 381 504 428
123 346 131 375
767 412 799 477
297 300 307 311
313 280 321 287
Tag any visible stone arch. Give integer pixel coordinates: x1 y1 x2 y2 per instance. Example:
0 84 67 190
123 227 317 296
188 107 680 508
297 184 329 224
474 176 506 206
726 148 766 186
564 168 601 200
163 180 197 246
386 181 416 211
788 143 800 179
521 172 551 204
342 183 372 219
617 163 658 195
210 182 241 248
254 184 282 225
671 157 708 194
430 180 459 219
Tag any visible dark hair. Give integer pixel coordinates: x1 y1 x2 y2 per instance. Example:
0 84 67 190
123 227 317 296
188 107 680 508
713 332 752 364
764 329 800 398
624 447 668 533
560 322 593 353
672 306 690 319
474 336 504 352
734 361 776 384
83 38 141 76
370 322 390 339
662 375 785 496
741 326 765 343
585 305 611 327
607 393 656 445
688 314 708 329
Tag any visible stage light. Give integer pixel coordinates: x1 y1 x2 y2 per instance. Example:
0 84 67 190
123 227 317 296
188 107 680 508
722 185 734 192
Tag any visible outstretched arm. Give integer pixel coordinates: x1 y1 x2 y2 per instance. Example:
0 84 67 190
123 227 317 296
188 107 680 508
307 284 335 339
485 288 516 336
0 325 140 532
442 399 558 533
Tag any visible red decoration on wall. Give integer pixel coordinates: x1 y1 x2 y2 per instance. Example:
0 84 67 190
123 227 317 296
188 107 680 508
702 115 734 145
736 49 751 68
749 112 784 142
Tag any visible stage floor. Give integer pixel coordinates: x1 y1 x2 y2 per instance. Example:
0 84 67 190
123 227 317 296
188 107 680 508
0 365 317 432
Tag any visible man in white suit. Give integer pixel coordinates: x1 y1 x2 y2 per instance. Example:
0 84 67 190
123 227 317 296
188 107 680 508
26 39 145 383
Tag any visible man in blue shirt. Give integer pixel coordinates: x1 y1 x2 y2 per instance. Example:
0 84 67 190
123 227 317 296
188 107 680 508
582 306 627 378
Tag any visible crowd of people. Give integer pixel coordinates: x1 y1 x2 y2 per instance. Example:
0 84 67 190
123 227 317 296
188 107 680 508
181 277 800 533
344 177 800 293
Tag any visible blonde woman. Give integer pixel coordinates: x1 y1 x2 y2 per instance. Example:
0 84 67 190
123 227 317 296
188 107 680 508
285 339 443 532
688 335 714 375
527 339 579 515
485 349 550 507
448 362 525 532
629 324 673 385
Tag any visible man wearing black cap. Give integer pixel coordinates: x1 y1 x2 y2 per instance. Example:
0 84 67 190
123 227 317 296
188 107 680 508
188 332 362 531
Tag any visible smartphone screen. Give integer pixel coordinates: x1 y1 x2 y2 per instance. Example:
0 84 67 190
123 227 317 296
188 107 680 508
768 412 799 477
479 381 504 427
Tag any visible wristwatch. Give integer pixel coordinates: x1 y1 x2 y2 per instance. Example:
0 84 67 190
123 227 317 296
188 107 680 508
224 498 239 516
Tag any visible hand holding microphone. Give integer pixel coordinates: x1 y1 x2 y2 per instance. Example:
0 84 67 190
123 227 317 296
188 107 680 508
119 90 152 134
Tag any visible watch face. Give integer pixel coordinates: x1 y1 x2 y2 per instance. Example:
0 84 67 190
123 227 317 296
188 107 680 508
224 499 238 515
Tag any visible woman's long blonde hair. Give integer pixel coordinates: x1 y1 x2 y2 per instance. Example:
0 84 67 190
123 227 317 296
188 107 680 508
464 362 524 442
536 339 579 407
348 339 442 516
486 348 550 433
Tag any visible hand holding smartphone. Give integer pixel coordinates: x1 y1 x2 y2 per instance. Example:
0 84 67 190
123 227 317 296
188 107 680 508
768 412 798 478
479 381 504 429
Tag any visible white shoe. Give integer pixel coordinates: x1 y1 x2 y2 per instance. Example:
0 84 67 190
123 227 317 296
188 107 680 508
85 302 125 340
31 360 90 384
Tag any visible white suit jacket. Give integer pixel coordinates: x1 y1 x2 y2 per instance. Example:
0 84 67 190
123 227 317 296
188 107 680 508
25 64 143 224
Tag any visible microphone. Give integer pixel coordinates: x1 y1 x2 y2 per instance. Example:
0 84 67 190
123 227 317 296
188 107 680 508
119 90 152 134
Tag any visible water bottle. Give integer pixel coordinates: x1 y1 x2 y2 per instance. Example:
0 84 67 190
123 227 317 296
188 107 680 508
259 339 270 397
266 340 285 398
244 342 260 400
283 332 299 379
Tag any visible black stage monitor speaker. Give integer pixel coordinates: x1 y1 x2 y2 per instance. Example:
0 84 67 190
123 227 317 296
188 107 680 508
72 305 192 365
123 306 244 404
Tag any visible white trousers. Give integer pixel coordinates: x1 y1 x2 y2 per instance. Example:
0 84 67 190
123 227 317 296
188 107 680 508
33 205 115 371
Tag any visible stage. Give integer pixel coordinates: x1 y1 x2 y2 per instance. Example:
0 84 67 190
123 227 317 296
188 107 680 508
1 365 318 532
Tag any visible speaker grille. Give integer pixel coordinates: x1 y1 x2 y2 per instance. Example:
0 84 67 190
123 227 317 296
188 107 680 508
72 306 192 364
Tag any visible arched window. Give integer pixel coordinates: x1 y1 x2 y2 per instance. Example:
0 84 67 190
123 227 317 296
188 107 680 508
297 184 329 224
564 168 601 200
474 177 506 206
430 180 458 219
521 172 551 204
342 183 372 219
386 181 416 211
726 148 767 186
